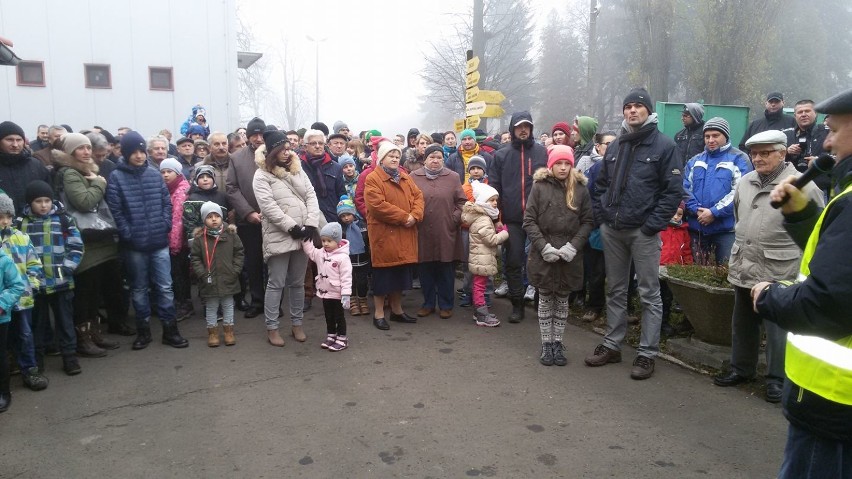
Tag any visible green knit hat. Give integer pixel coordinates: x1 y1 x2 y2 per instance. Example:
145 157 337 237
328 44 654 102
459 128 476 141
365 129 382 142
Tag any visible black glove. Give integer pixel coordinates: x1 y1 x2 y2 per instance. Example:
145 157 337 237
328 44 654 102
303 225 322 248
288 225 305 239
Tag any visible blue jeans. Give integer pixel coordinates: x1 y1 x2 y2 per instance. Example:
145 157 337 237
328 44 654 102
8 309 36 370
689 230 735 265
778 423 852 478
33 290 76 356
418 261 455 310
124 247 176 326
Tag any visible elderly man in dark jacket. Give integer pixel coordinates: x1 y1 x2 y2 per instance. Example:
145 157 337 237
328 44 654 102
674 103 705 166
490 111 548 323
106 131 188 350
299 129 346 224
226 117 266 318
586 88 684 380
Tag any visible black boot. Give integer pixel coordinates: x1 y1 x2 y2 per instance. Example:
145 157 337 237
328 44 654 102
62 355 81 376
162 322 189 348
509 297 525 323
540 342 554 366
552 341 567 366
132 325 153 350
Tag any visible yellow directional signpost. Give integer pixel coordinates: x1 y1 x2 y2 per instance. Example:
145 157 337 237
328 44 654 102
463 52 507 130
454 119 466 132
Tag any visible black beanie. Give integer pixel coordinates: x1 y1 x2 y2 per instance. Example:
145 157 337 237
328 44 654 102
623 87 654 113
61 124 73 133
246 117 266 136
0 121 25 141
311 122 329 136
25 180 54 204
263 130 289 157
424 144 443 159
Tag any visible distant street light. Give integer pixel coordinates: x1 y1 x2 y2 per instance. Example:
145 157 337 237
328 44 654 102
306 35 327 122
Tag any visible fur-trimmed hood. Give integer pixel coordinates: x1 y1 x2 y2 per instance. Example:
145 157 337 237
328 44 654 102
532 167 587 185
254 144 301 179
461 201 489 225
192 223 237 238
51 149 98 175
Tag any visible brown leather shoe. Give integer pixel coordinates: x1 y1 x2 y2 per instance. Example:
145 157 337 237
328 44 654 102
358 297 370 316
267 329 285 347
584 344 622 367
416 307 435 317
291 325 307 342
630 355 655 380
439 309 452 319
350 298 361 316
223 325 235 346
207 327 220 348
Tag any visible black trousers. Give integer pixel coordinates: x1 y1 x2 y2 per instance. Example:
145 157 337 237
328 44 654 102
238 222 265 306
505 223 528 299
170 251 192 304
322 298 346 336
73 259 129 327
353 264 370 297
0 322 9 393
584 247 606 312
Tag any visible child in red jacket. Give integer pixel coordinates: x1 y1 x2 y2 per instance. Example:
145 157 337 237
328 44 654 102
660 203 692 337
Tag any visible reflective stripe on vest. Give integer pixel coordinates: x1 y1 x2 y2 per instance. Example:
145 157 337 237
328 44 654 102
786 182 852 405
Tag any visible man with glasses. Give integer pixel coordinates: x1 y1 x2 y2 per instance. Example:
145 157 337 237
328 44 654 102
675 103 705 166
739 92 796 153
683 117 751 265
299 129 345 225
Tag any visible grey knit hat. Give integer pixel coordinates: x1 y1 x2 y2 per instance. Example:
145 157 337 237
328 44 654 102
703 117 731 141
320 222 343 243
467 155 487 173
0 193 14 217
200 201 223 221
193 164 217 186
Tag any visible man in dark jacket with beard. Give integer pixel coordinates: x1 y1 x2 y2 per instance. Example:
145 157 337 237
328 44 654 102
490 111 548 323
752 88 852 479
739 92 796 153
586 88 683 380
674 103 705 166
0 121 50 215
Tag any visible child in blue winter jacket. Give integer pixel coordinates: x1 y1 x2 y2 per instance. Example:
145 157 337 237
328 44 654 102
17 180 83 376
0 249 28 413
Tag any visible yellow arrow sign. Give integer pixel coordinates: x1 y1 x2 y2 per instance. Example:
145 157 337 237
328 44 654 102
453 119 466 132
465 100 487 116
466 115 481 129
465 86 480 103
466 56 480 74
481 105 505 118
465 71 480 89
479 90 506 104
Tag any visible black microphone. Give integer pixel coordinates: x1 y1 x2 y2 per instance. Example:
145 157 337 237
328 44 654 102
770 154 836 209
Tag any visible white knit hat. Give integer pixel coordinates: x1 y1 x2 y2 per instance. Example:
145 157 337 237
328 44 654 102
472 181 499 206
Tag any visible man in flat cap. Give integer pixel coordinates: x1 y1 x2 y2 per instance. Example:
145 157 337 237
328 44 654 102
751 88 852 477
714 130 822 403
738 92 796 153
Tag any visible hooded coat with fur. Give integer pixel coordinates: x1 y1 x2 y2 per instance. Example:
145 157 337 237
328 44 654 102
190 224 244 298
461 201 508 276
252 145 321 261
523 167 594 291
53 150 118 272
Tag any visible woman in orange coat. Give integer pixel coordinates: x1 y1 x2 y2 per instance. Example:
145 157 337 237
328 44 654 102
364 141 425 330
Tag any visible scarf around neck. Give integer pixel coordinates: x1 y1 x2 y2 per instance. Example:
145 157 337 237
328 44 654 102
382 165 401 183
758 160 787 189
424 166 443 180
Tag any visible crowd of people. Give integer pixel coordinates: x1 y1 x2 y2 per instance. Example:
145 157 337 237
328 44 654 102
0 88 841 424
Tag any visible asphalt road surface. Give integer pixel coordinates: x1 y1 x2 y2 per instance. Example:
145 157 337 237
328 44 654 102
0 289 787 478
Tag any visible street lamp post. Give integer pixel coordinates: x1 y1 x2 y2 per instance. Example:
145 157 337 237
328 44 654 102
306 35 327 122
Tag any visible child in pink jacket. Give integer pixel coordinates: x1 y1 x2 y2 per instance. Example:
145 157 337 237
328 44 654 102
160 158 193 320
302 222 353 351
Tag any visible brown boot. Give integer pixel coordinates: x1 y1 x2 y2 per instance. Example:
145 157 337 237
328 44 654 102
76 323 107 358
223 325 235 346
291 325 307 342
358 297 370 316
207 327 220 347
89 323 119 350
267 329 285 347
350 297 361 316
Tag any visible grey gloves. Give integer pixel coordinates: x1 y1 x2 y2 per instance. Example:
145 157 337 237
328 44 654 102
541 243 561 263
558 242 577 262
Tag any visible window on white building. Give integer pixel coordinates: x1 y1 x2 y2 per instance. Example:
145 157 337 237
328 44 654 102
149 67 173 91
17 61 45 87
85 64 111 89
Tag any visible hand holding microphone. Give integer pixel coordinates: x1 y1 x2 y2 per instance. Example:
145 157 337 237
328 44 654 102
770 154 835 212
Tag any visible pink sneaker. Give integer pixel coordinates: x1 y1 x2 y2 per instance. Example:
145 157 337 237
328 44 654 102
328 336 348 351
321 334 337 349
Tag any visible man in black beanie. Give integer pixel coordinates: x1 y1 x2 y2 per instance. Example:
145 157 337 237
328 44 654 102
310 121 329 137
586 87 683 380
0 121 50 215
226 117 266 318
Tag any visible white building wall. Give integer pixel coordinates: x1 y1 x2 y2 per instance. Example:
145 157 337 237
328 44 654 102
0 0 239 139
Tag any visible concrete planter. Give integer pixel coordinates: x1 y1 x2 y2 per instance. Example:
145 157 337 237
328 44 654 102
661 268 734 346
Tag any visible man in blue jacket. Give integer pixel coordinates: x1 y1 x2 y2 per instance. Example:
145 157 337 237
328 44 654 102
683 117 751 264
586 88 684 380
106 131 188 350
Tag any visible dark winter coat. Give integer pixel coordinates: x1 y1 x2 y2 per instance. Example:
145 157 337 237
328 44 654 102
190 224 244 298
106 159 171 252
445 148 494 185
756 154 852 442
592 122 684 236
226 145 260 224
410 167 466 263
674 122 705 166
491 111 549 224
783 122 830 172
523 168 594 292
299 151 346 224
738 109 796 152
182 185 230 241
0 151 50 215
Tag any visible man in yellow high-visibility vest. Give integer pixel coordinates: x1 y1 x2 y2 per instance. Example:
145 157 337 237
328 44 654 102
751 88 852 478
